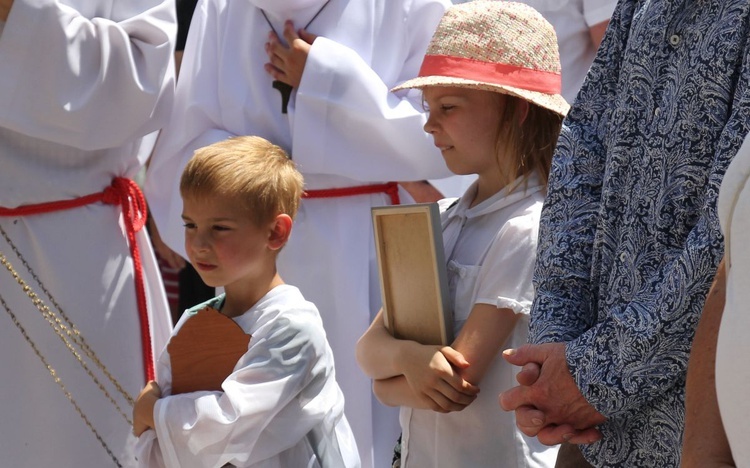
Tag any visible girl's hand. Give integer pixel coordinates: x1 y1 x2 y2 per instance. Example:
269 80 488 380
264 21 318 88
400 343 479 413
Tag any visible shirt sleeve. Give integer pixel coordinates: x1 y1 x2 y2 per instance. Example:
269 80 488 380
291 0 453 182
474 202 542 316
144 0 235 255
149 313 340 468
536 2 750 418
569 54 750 417
0 0 175 150
529 1 633 345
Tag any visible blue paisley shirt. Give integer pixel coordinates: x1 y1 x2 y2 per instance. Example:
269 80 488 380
529 0 750 466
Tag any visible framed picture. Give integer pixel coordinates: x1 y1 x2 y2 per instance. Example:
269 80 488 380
371 203 453 345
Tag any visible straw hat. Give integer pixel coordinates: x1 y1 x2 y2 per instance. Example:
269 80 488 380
392 0 569 116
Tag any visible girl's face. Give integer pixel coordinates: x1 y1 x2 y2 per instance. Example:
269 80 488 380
423 86 505 179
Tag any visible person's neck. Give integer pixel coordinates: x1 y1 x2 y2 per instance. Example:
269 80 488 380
221 271 285 318
470 174 508 208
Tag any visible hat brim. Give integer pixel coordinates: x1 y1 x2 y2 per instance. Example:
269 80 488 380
392 75 569 117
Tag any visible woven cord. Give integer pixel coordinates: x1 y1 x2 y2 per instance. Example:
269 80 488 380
0 178 154 382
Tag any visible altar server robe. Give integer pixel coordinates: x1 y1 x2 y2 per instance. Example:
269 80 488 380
0 1 175 466
136 285 360 468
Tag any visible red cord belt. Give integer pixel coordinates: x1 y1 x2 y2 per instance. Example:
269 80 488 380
0 178 154 382
303 181 400 205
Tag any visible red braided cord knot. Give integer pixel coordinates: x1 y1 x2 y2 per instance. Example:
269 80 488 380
0 177 155 382
303 182 401 205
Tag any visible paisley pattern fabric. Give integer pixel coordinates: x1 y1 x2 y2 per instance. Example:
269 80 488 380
529 0 750 465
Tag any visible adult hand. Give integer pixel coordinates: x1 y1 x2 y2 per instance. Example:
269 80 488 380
147 216 186 270
399 181 445 203
0 0 13 22
264 21 318 88
133 381 162 437
400 342 479 413
498 343 606 445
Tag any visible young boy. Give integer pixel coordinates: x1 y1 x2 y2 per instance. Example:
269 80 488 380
133 136 360 467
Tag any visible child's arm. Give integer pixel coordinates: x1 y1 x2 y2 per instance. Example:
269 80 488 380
133 381 162 437
449 304 520 386
357 310 479 411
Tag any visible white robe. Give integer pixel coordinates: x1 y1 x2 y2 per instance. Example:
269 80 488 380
144 0 451 466
400 177 559 467
136 285 360 468
0 1 175 466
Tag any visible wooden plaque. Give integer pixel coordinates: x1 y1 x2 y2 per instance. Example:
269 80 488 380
167 307 251 395
372 203 452 345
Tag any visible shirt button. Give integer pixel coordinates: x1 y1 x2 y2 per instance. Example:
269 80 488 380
620 252 627 262
669 34 681 46
654 107 661 117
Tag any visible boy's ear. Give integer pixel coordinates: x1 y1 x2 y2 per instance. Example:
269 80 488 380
267 214 293 251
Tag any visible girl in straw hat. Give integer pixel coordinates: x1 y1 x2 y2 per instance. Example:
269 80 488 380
356 2 567 466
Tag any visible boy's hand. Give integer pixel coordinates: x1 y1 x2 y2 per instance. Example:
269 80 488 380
133 380 162 437
264 21 318 88
400 342 479 413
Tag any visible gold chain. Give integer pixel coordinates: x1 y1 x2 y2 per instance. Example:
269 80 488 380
0 225 134 407
0 290 123 467
0 223 139 466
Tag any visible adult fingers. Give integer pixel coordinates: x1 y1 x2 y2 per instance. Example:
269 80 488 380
501 343 550 367
535 423 587 446
515 361 541 386
563 426 603 445
298 28 318 45
282 20 300 47
497 383 528 411
513 405 547 437
263 63 288 82
265 37 287 66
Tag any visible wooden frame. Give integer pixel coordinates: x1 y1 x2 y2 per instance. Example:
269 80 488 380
372 203 452 345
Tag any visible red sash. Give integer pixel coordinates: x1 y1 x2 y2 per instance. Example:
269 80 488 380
303 181 400 205
0 178 154 382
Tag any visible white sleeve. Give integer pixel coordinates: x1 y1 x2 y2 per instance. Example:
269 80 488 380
474 206 542 315
291 0 453 182
144 0 235 255
150 315 338 468
0 0 176 150
583 0 619 27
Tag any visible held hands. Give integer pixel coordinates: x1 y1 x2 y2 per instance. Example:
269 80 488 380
133 380 162 437
498 343 606 445
400 342 479 413
264 21 318 88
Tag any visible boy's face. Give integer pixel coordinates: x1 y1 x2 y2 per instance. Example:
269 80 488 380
181 195 271 290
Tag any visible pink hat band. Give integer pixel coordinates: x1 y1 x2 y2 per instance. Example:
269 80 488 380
418 54 562 95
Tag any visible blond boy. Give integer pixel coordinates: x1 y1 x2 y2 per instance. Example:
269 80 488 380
133 136 359 467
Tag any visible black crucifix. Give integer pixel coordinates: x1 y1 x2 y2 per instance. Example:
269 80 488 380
273 80 293 114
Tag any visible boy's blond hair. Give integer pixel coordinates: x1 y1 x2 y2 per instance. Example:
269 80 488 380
180 136 304 226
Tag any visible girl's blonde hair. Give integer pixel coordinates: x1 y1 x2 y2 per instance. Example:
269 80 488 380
493 95 563 188
180 136 304 227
